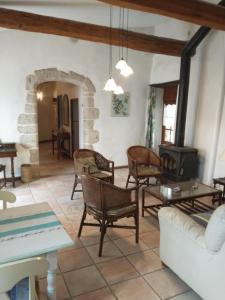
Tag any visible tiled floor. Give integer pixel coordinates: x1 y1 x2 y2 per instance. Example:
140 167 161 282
5 143 203 300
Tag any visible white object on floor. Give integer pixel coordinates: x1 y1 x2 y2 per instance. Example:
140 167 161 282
159 204 225 300
0 256 48 300
0 202 74 300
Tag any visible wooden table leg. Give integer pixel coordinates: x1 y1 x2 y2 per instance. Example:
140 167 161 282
46 251 57 300
142 189 145 217
11 157 15 188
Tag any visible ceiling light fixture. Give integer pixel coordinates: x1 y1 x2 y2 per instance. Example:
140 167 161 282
115 8 134 77
104 5 117 92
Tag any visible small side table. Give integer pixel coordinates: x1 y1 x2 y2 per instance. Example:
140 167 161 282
213 177 225 203
0 164 6 189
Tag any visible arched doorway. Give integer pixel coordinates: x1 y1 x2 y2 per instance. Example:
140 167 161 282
17 68 100 177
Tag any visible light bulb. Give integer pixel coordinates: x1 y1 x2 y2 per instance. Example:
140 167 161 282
114 85 124 95
115 58 128 71
120 64 134 77
37 91 43 101
103 77 117 92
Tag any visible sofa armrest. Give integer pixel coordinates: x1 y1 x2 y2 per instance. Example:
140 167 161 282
159 207 206 248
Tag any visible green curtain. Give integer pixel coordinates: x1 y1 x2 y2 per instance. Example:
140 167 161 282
145 87 156 148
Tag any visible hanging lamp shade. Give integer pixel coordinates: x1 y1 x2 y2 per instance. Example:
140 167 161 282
120 64 134 77
115 58 127 71
114 85 124 95
103 77 117 92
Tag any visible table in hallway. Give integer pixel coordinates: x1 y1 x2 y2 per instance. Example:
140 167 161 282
0 143 17 187
142 180 222 217
0 202 74 300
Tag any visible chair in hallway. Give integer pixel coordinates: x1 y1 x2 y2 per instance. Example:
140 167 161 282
0 164 6 189
0 257 48 300
71 149 114 200
0 190 16 209
78 175 139 256
126 145 162 188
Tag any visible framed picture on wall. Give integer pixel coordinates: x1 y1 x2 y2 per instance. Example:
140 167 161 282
63 94 69 126
111 92 130 117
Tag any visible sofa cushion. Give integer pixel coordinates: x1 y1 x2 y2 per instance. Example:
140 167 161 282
205 204 225 252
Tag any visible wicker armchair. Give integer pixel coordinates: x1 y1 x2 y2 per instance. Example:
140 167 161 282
71 149 114 200
126 145 162 188
78 175 139 256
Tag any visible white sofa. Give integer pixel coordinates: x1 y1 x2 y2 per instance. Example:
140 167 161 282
159 205 225 300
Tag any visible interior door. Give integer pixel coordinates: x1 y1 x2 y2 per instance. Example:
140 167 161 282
70 98 79 154
57 95 63 129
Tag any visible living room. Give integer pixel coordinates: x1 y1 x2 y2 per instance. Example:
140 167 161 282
0 1 225 299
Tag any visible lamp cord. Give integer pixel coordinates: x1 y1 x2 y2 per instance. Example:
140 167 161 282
126 9 129 62
109 5 113 76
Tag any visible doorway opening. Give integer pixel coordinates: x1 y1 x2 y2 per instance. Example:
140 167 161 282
37 81 80 176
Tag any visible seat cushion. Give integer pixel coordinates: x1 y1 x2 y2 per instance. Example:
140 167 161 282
137 165 160 176
205 204 225 252
77 156 99 174
92 171 112 179
89 204 136 218
7 278 29 300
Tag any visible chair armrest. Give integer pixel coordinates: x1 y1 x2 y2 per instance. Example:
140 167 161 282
102 182 138 209
159 207 206 247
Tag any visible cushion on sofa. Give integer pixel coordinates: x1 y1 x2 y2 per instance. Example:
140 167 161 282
205 204 225 252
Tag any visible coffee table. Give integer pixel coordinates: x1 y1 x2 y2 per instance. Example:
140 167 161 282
142 181 222 217
213 177 225 203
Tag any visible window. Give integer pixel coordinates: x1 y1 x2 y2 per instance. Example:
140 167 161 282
162 104 176 143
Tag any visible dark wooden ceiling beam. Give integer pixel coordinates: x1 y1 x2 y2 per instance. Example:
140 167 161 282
98 0 225 31
0 7 186 56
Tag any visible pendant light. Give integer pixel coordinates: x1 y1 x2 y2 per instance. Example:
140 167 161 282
115 8 134 77
114 85 124 95
104 5 117 92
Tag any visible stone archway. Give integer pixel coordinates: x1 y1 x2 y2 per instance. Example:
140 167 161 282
17 68 99 177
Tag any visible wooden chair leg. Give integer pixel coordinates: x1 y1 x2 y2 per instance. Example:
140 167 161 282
125 174 131 189
99 220 106 257
135 212 139 243
71 175 78 200
78 205 87 237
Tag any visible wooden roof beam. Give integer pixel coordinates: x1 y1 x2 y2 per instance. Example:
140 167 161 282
0 7 186 56
98 0 225 31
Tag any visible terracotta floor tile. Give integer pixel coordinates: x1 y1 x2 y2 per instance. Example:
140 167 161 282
169 290 203 300
73 287 116 300
86 241 123 263
107 227 134 240
63 265 106 297
58 247 93 272
113 236 148 255
111 277 160 300
97 257 138 284
144 269 190 299
127 249 163 275
79 227 110 247
39 274 70 300
152 247 160 256
139 230 160 249
138 217 158 234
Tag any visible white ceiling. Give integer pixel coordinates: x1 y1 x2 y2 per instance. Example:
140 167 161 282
0 0 170 30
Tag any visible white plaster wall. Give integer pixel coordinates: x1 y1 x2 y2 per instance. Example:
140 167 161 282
150 20 192 84
193 31 225 183
0 29 152 175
